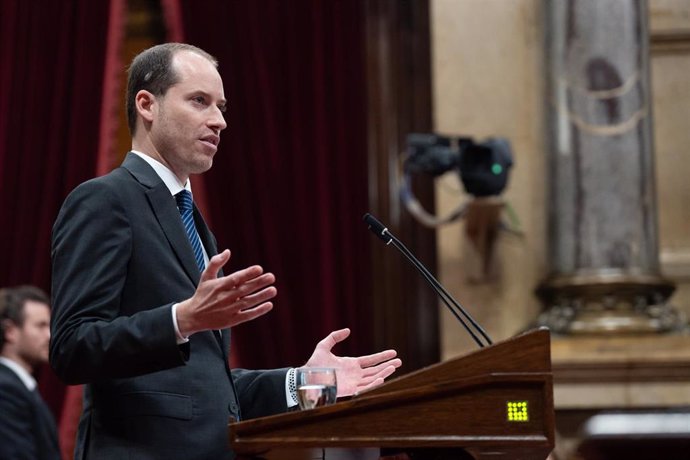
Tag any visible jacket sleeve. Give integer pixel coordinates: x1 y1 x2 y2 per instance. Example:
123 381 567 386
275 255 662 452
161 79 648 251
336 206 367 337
50 180 187 385
231 367 291 419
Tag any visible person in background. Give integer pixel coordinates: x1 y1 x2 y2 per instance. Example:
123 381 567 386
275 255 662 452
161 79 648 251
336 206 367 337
50 42 402 459
0 285 60 460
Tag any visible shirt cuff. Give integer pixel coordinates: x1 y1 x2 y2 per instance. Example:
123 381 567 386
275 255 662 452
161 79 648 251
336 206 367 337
285 368 298 407
171 303 190 344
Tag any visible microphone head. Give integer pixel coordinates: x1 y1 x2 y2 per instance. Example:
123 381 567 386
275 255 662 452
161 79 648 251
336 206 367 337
363 213 392 244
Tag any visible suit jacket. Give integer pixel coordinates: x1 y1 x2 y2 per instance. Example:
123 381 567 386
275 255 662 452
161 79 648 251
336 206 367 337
50 153 288 460
0 362 61 460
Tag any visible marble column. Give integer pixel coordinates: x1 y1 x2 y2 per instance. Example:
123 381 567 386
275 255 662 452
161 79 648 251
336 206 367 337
538 0 679 333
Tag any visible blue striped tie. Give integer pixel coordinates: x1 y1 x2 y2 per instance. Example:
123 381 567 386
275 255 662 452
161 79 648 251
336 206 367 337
175 190 206 273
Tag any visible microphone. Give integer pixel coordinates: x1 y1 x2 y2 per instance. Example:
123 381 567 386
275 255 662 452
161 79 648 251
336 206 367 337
364 213 392 244
363 213 492 348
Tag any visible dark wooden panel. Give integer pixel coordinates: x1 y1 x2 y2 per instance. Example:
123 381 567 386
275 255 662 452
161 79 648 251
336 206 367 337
364 0 439 374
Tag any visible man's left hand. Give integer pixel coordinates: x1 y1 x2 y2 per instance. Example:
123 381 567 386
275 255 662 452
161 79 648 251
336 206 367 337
304 328 402 397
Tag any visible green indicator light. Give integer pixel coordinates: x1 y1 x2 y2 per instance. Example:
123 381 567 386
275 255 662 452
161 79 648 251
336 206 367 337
491 163 503 175
507 401 529 422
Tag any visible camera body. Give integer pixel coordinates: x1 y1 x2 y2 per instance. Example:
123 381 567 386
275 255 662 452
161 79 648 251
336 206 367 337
405 133 513 197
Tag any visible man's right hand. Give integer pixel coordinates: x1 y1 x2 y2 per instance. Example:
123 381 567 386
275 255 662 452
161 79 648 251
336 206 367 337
175 249 277 337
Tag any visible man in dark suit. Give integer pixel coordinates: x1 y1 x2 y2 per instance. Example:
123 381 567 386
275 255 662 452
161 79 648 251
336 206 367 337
0 285 61 460
50 43 401 459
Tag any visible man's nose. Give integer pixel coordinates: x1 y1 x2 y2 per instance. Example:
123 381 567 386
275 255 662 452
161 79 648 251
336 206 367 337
210 107 227 132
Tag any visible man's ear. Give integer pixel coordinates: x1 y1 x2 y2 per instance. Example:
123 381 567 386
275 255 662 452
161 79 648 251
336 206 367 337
1 319 19 345
135 90 156 124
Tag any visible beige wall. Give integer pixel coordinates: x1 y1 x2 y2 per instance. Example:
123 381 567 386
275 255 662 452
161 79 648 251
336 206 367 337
431 0 690 360
431 0 546 358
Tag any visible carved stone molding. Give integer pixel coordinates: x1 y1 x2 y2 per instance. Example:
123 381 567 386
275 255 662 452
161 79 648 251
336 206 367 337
651 29 690 53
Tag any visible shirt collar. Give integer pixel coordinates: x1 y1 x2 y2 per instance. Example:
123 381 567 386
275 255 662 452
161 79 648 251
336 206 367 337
0 356 37 391
130 150 192 197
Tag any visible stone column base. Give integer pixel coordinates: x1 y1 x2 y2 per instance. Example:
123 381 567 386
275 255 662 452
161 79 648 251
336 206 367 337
536 272 681 334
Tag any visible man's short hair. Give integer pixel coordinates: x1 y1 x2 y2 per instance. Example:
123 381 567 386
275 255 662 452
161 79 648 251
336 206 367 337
0 285 50 352
126 42 218 135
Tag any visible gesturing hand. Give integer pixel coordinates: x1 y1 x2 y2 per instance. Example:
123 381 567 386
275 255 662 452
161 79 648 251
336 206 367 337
304 328 402 397
176 249 277 336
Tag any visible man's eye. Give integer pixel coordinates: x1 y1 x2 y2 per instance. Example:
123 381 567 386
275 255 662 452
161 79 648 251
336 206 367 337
194 96 206 104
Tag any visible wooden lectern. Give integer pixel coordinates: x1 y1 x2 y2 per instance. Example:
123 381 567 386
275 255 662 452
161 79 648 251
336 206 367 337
229 328 554 460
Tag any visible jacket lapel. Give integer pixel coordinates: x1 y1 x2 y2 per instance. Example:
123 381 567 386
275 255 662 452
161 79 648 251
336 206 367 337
148 186 201 285
121 153 201 285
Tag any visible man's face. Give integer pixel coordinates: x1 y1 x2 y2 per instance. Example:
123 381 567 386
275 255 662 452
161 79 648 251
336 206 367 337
149 50 228 182
13 300 51 368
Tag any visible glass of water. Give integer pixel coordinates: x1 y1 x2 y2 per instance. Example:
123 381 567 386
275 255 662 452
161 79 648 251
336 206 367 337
296 367 337 410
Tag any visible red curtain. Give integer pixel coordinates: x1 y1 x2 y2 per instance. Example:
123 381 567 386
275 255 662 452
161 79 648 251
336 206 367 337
166 0 374 369
0 0 124 457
